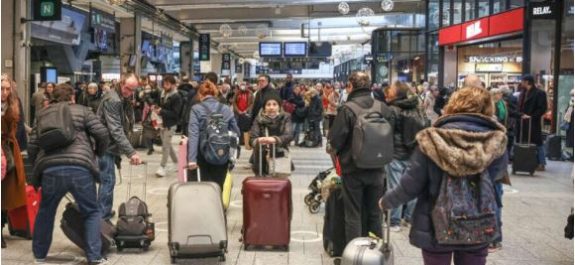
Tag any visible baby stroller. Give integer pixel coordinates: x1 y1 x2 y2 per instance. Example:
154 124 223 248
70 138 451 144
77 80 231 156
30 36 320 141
304 167 342 213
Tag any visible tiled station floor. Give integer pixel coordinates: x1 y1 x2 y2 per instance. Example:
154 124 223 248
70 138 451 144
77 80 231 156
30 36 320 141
1 137 573 265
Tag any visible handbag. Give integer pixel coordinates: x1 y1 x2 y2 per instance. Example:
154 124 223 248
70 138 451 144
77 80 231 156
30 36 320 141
266 146 292 178
282 100 296 114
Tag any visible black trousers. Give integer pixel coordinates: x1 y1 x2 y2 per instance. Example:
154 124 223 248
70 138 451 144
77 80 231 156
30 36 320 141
341 170 385 243
188 154 228 192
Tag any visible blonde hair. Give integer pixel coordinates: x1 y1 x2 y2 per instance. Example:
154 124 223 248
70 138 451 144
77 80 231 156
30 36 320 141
443 87 494 116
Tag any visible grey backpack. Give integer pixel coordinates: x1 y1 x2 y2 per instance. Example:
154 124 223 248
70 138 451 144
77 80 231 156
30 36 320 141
347 100 394 169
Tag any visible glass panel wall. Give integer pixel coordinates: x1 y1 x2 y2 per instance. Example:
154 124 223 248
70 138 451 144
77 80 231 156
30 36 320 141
429 0 440 30
557 9 574 133
465 0 477 20
372 29 426 84
442 0 452 26
453 0 463 23
478 0 490 17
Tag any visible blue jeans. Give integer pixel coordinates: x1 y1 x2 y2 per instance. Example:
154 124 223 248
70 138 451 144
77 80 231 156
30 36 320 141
33 166 102 262
98 153 116 220
537 145 546 165
385 159 417 226
293 122 304 144
494 182 504 243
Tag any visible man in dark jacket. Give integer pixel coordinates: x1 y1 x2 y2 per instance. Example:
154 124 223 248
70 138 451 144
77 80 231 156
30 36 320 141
290 85 307 145
328 71 396 243
97 72 143 221
29 84 110 264
251 74 280 124
155 75 183 177
280 73 295 101
384 81 428 232
518 75 548 171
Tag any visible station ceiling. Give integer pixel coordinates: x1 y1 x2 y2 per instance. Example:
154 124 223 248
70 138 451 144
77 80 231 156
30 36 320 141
145 0 424 57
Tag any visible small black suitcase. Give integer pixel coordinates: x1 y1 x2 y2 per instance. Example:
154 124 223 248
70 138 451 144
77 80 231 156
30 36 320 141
323 188 346 257
60 202 116 255
115 163 155 252
513 118 538 175
546 134 562 160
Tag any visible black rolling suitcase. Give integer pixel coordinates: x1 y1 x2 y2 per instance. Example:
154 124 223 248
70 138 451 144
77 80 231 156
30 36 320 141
512 117 538 175
546 134 562 160
115 163 155 252
60 199 116 255
322 187 346 257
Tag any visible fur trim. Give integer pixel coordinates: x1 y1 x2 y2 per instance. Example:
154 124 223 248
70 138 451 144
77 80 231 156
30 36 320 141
416 126 507 177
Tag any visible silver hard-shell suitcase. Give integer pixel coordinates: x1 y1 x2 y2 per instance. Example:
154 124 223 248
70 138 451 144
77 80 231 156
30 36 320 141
168 170 227 263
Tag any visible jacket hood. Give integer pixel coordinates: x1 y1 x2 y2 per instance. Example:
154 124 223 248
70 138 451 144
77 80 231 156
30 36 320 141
390 95 419 110
415 113 507 177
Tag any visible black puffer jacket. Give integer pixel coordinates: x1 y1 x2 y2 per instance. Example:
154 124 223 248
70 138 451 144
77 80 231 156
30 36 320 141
159 89 183 129
290 94 307 123
381 113 508 252
389 95 427 160
328 88 396 175
28 104 110 186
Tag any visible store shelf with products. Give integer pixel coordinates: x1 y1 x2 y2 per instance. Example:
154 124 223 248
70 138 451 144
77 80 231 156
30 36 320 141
458 73 522 88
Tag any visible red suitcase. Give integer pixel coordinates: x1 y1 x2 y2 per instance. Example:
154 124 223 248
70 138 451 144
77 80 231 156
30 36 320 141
242 142 292 250
8 185 41 239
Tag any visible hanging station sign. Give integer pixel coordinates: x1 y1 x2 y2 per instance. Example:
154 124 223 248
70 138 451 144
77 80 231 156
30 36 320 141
199 34 210 61
530 1 557 19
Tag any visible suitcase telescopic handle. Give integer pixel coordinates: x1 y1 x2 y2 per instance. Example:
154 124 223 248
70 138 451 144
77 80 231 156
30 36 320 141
258 127 275 177
384 175 391 247
519 116 533 145
127 162 148 202
183 166 201 182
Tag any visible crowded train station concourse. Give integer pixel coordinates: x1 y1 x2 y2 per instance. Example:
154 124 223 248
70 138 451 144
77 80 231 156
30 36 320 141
0 0 573 264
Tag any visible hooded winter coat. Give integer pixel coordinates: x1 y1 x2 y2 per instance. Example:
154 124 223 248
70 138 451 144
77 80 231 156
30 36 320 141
381 113 508 252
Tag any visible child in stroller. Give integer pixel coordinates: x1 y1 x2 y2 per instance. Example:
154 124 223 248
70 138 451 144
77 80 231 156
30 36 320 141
304 167 341 213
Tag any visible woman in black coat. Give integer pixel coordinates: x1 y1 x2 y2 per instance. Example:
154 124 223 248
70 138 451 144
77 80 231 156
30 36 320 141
380 87 508 265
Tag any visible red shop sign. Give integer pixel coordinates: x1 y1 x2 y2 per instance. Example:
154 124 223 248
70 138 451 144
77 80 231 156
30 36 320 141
438 7 524 46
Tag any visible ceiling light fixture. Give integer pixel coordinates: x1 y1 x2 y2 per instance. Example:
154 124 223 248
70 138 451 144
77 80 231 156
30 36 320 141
356 7 374 26
338 2 350 15
381 0 394 12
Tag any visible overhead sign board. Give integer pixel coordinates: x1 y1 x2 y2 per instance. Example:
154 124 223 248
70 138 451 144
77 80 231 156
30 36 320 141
199 34 210 61
33 0 62 21
530 1 557 19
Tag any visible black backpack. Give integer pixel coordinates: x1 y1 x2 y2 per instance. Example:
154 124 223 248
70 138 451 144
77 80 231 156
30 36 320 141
346 100 394 169
197 102 231 165
37 102 76 151
116 196 152 237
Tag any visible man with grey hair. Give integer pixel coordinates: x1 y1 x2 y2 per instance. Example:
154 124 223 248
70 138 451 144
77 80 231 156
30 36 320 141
328 71 396 243
463 74 484 89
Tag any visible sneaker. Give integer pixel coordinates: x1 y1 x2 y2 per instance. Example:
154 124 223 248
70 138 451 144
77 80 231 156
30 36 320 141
88 258 109 265
536 165 546 171
401 219 411 227
166 164 177 172
147 149 154 155
34 258 46 264
156 166 166 177
1 236 5 248
390 225 402 232
488 242 502 253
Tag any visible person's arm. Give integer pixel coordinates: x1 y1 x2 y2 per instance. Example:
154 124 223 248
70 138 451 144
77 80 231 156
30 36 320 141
327 106 352 153
532 90 548 118
382 149 430 209
226 107 240 136
249 119 262 148
187 108 200 163
231 93 240 113
273 116 294 147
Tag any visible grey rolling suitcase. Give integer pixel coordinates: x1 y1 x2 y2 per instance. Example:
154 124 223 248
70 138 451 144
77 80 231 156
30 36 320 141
341 177 393 265
512 117 538 175
168 169 227 263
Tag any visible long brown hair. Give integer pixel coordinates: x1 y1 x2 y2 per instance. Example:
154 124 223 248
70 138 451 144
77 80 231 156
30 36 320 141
1 73 20 119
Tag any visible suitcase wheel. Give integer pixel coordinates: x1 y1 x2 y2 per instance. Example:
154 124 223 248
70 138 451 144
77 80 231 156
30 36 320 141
219 255 226 262
309 201 321 214
304 194 314 206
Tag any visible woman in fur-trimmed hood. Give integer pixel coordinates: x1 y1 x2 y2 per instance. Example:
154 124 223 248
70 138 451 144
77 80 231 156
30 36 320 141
380 87 508 265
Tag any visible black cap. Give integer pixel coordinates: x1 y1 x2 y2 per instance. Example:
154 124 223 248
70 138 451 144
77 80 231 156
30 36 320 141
521 74 535 85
